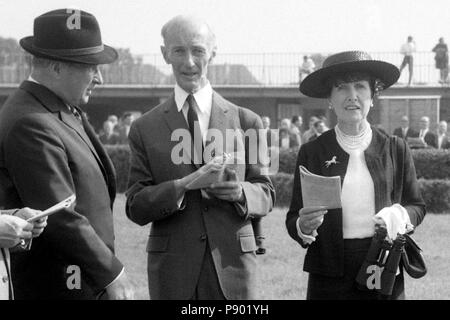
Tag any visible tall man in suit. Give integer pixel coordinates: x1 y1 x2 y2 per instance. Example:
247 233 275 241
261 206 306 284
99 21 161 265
126 15 275 300
0 9 134 300
418 116 438 148
393 116 418 139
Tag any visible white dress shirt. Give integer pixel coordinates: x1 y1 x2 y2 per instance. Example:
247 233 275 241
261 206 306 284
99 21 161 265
438 133 447 149
419 129 428 138
174 82 213 144
402 127 408 137
400 42 416 56
174 83 214 205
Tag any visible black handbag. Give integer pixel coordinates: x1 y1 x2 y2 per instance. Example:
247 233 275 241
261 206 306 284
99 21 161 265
356 228 405 296
390 136 427 279
401 233 427 278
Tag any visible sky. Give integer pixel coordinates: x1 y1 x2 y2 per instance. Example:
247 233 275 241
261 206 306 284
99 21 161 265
0 0 449 56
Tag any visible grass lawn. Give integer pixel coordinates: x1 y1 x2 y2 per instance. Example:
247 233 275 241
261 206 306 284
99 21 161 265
114 194 450 300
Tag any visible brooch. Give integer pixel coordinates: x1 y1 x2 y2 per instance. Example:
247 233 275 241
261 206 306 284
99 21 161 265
324 156 339 168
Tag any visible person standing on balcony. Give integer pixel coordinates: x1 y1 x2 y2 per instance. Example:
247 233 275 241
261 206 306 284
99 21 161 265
399 36 416 86
299 55 316 83
125 15 274 300
432 37 449 84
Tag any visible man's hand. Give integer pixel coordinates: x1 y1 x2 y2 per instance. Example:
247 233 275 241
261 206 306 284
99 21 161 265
174 158 223 196
14 207 47 238
0 214 33 248
205 168 244 203
105 272 135 300
298 206 328 235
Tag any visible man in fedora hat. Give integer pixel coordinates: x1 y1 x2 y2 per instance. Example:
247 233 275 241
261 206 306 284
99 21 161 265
0 8 134 299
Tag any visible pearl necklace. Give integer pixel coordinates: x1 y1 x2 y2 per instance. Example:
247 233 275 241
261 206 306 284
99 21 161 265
335 121 372 152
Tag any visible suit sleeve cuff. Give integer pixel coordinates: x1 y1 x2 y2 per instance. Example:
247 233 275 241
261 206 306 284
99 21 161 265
104 267 125 290
296 217 318 244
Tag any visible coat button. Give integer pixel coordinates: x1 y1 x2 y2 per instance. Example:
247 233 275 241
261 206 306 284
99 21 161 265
203 206 208 212
200 234 207 241
2 276 8 283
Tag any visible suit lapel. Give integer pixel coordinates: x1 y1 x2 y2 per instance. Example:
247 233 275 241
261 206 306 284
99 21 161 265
207 92 247 181
205 92 229 159
208 92 228 135
20 82 102 164
162 94 190 133
161 95 202 169
20 81 111 195
59 110 104 167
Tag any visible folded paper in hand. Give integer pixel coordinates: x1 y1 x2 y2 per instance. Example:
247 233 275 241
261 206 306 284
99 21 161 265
299 165 342 209
185 153 242 190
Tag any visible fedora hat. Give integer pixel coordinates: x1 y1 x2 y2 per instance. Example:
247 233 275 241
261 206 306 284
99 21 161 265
300 51 400 98
20 9 118 65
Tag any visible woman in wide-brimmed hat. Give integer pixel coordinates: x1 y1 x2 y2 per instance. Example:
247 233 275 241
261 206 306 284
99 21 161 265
285 51 426 299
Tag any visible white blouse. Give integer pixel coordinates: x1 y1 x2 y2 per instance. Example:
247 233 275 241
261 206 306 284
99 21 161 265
335 121 375 239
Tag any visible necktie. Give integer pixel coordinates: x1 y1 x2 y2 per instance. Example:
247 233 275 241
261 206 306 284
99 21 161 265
186 94 204 165
68 105 82 122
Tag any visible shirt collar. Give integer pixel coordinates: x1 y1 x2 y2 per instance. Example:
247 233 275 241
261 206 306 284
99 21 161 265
27 76 74 112
27 75 40 84
174 82 213 115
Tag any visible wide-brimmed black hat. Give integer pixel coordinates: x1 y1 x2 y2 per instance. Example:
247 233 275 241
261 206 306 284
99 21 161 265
300 51 400 98
20 9 118 65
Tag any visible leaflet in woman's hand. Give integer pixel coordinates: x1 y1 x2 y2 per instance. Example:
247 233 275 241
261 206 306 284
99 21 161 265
299 165 342 209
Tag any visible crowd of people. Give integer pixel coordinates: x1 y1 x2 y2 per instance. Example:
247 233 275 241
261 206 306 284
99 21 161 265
262 112 449 152
262 114 331 151
98 112 136 145
393 115 449 149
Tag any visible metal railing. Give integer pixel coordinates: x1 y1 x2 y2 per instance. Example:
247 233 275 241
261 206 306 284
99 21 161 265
0 51 445 86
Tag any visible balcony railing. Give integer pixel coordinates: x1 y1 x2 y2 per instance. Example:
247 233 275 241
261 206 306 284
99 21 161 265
0 51 446 86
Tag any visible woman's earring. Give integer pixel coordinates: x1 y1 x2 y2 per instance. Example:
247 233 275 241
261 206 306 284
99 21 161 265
370 102 374 108
328 103 333 109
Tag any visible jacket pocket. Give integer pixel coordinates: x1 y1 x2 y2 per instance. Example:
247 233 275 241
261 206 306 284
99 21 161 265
146 235 169 253
239 234 257 253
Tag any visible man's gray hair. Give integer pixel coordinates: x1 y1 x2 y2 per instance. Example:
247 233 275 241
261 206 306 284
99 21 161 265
31 56 56 69
161 15 217 49
31 55 91 71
